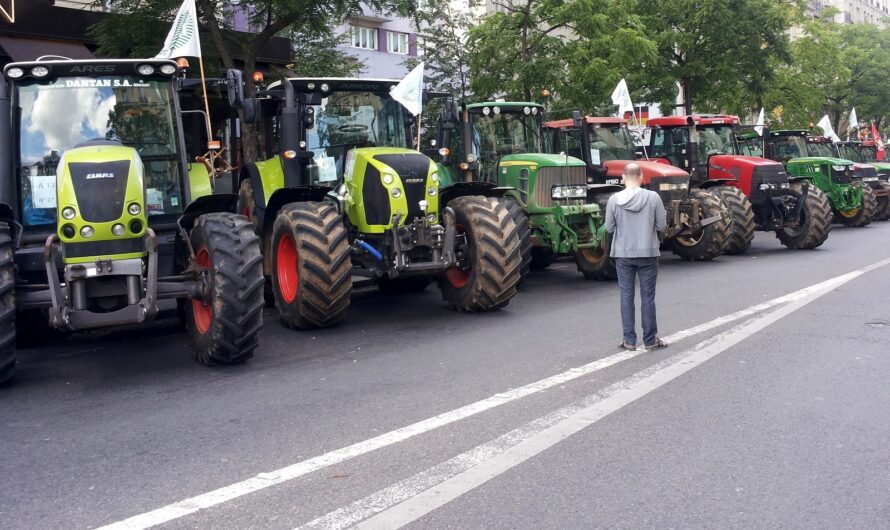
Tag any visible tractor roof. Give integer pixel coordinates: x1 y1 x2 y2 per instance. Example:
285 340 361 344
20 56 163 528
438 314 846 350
647 114 740 127
268 78 400 93
465 101 543 110
543 116 626 129
3 58 179 81
769 130 810 137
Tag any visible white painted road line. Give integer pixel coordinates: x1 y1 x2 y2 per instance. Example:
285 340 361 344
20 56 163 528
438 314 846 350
342 260 880 530
96 257 890 530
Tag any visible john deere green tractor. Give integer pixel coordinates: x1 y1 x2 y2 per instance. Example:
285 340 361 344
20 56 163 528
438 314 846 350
0 58 265 386
834 141 890 221
431 102 612 280
236 78 520 329
775 132 877 227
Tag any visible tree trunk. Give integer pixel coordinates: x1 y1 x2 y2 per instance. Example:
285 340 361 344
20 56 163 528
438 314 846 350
682 78 693 115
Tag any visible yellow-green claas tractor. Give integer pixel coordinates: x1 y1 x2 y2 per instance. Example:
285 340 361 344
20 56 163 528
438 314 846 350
0 58 264 386
236 78 521 329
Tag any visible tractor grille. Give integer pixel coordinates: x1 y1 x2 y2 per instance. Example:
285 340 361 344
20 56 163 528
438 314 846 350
535 165 587 208
647 176 688 206
854 165 878 179
68 160 130 223
749 163 788 205
374 153 432 221
832 168 854 184
62 237 144 259
361 164 391 226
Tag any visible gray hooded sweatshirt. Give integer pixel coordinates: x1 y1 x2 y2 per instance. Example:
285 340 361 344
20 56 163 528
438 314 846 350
604 187 667 258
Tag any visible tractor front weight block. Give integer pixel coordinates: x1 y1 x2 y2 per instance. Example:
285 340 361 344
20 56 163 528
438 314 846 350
387 206 458 276
43 230 160 331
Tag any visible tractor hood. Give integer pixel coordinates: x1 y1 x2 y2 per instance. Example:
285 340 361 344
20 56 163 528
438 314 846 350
601 160 689 186
789 156 851 165
851 162 878 179
499 153 586 168
707 154 786 182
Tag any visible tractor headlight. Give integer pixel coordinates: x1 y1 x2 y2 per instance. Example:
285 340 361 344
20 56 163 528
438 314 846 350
382 173 394 185
320 83 330 92
466 153 477 163
551 185 587 200
137 64 155 76
531 107 539 115
61 207 76 220
6 67 24 79
80 226 95 238
493 106 501 115
482 107 491 116
428 186 437 197
128 203 141 215
523 106 531 115
31 66 50 78
159 64 177 75
391 188 402 198
832 164 848 172
658 182 689 191
112 223 126 236
431 172 439 183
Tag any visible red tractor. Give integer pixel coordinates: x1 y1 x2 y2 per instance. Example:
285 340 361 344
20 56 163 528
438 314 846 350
544 116 730 261
646 115 832 252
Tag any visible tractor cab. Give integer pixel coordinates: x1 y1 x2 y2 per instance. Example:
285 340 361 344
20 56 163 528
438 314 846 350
0 58 265 385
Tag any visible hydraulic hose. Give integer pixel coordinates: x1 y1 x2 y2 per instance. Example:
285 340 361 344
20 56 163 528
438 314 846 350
356 239 383 261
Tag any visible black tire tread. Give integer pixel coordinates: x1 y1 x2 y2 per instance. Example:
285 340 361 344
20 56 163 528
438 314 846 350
440 196 521 312
0 223 14 387
712 186 755 255
776 184 832 249
501 198 532 281
669 188 731 261
188 213 264 366
272 201 352 329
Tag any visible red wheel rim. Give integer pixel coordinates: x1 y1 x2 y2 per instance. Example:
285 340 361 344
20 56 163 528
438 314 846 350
277 233 299 303
191 246 213 335
445 224 470 288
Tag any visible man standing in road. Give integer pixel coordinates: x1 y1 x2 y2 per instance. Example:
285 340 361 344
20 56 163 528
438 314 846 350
605 162 668 351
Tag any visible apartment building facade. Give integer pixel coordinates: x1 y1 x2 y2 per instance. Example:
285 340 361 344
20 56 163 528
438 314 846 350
337 7 419 79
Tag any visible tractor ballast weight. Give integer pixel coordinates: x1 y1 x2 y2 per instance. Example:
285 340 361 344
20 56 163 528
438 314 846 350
647 116 832 252
0 59 265 386
543 116 730 261
433 101 612 280
237 78 520 328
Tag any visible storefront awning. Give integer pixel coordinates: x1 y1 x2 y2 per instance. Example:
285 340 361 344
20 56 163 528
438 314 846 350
0 36 93 62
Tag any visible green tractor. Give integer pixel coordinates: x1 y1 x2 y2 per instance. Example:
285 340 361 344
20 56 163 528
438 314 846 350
755 131 877 227
833 141 890 221
430 102 612 280
235 78 521 329
0 59 265 386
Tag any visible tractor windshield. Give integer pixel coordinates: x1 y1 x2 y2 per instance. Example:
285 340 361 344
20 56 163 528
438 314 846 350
860 145 879 162
698 126 738 157
587 124 636 162
770 136 808 162
304 91 409 183
837 144 864 163
17 76 184 227
806 140 834 158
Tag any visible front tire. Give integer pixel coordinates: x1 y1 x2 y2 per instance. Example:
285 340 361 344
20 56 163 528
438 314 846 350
669 188 730 261
440 196 521 312
711 186 755 255
0 223 15 387
271 201 352 329
836 184 877 227
574 231 617 280
776 184 832 249
187 213 264 366
871 182 890 221
501 198 532 281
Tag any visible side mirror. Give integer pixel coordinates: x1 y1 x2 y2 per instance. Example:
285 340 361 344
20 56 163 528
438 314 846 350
243 98 262 124
572 110 582 129
226 69 244 109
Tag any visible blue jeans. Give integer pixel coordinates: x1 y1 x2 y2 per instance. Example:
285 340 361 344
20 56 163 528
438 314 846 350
616 257 659 346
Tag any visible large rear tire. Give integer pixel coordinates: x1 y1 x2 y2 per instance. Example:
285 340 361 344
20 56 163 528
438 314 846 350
440 196 521 312
272 201 352 329
776 184 832 249
836 184 877 227
574 231 617 280
711 186 755 255
500 197 532 281
0 223 15 387
187 213 264 366
669 188 730 261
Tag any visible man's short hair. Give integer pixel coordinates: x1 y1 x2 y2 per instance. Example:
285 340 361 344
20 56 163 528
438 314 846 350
623 162 643 180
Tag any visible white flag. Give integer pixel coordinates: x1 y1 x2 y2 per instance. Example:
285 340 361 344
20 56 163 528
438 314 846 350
848 107 859 133
610 78 635 115
817 114 841 143
156 0 202 59
754 107 765 136
391 62 424 116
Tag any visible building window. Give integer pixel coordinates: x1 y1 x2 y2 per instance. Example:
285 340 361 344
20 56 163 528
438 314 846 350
388 32 409 54
351 26 378 50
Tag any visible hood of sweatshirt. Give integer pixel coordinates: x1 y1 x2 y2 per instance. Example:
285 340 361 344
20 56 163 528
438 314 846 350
613 186 647 212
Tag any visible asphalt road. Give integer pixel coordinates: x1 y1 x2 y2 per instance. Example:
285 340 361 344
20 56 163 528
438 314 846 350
3 221 890 530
